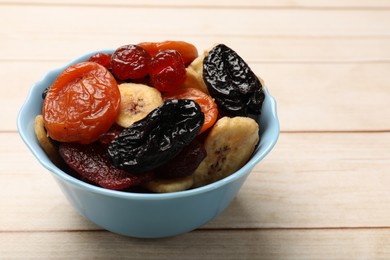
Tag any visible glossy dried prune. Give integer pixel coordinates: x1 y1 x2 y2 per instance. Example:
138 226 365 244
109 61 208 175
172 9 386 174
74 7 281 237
108 99 204 173
203 44 265 117
59 142 154 190
156 139 206 179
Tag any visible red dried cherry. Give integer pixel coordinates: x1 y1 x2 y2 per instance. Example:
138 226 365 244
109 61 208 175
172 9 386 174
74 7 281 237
148 50 186 92
111 44 151 80
88 52 112 69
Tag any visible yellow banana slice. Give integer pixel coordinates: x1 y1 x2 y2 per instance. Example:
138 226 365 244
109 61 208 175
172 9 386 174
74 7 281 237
143 176 194 193
34 115 64 167
192 116 259 188
180 49 209 94
257 75 265 88
116 83 163 128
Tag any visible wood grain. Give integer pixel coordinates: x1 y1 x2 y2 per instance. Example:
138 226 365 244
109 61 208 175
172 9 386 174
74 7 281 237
1 229 390 259
1 5 390 38
3 36 390 62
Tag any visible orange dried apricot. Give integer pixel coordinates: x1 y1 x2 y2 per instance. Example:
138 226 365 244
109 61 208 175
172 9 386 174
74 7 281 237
138 40 198 65
43 62 120 144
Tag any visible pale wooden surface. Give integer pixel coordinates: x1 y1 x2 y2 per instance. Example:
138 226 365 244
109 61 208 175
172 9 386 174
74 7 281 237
1 1 390 259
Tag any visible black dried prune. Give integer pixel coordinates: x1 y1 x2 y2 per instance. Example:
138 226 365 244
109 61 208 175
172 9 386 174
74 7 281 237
42 86 50 99
203 44 265 117
107 99 204 173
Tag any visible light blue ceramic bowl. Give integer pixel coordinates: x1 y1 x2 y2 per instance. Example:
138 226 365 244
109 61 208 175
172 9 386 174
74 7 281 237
17 50 279 238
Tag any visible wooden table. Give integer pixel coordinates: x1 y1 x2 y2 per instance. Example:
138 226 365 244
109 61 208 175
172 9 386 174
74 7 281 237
2 1 390 259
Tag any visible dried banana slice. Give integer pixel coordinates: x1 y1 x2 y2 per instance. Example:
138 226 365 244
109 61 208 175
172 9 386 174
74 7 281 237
192 116 259 187
143 175 194 193
180 49 209 94
34 115 64 167
259 76 265 87
116 83 163 128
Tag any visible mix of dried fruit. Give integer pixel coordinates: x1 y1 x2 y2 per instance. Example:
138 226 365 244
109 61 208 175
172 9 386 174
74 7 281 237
35 41 265 193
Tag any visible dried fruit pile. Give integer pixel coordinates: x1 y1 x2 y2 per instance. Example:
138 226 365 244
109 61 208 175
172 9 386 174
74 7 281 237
35 41 265 193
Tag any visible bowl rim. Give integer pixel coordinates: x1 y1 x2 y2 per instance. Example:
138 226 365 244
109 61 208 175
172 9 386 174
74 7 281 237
17 49 280 201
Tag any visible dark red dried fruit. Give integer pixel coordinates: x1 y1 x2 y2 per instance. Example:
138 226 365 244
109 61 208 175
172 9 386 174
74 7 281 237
59 142 154 190
148 50 186 92
111 44 151 80
88 52 112 69
156 139 206 179
98 124 124 146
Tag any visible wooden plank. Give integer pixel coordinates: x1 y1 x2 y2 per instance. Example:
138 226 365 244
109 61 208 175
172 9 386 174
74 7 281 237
2 133 389 231
0 133 100 231
1 229 390 259
2 36 390 62
228 132 390 228
1 6 390 39
255 62 390 131
5 61 390 132
1 0 390 9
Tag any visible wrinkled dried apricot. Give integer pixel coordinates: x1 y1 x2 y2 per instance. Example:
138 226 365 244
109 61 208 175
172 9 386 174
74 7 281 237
138 40 198 65
43 62 120 144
